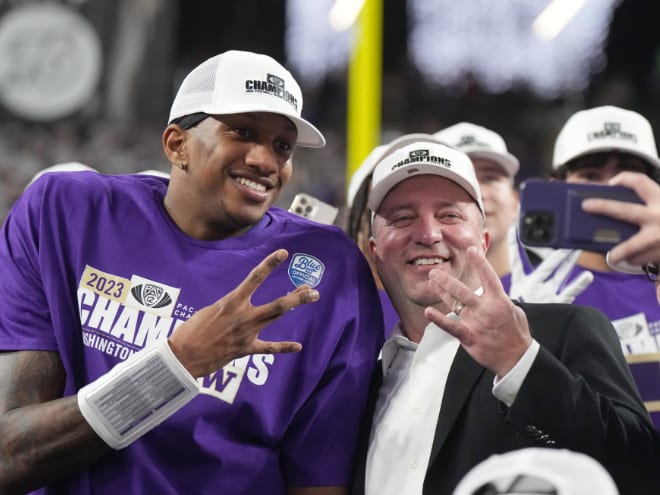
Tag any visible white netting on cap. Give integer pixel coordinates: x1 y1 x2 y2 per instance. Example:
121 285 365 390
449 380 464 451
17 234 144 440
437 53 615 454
169 56 219 121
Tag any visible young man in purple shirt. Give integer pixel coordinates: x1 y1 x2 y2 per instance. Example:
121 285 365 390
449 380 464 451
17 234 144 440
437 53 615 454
548 106 660 428
0 50 383 494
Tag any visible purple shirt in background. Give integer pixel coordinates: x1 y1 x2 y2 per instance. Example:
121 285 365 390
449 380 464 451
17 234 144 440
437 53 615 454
562 266 660 429
504 260 660 429
0 172 384 494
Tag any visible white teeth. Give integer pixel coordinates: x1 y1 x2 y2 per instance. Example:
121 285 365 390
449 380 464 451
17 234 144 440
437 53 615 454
236 177 266 192
414 258 443 265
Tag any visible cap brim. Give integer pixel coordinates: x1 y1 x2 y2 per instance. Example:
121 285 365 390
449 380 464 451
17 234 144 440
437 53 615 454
556 146 660 169
467 150 520 177
368 163 482 214
197 103 326 148
347 133 449 207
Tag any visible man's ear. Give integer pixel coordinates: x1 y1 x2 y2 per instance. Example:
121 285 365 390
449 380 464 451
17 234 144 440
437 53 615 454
162 125 186 164
481 228 491 254
369 236 377 258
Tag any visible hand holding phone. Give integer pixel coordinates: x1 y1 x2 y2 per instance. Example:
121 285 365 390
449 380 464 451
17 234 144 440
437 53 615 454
582 171 660 273
518 178 643 253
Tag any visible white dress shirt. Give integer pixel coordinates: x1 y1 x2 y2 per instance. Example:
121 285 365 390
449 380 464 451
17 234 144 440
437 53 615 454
365 318 539 495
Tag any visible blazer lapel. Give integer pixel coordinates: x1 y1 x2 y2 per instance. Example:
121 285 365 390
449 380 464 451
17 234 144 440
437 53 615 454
428 347 484 463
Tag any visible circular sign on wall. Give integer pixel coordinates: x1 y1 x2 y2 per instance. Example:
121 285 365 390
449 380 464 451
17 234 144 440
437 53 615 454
0 3 102 121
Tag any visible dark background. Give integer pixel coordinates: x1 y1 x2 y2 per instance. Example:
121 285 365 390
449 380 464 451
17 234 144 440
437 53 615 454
0 0 657 223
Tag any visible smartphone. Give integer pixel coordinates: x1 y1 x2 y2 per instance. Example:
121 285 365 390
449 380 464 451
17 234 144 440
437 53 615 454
518 178 643 253
288 193 339 225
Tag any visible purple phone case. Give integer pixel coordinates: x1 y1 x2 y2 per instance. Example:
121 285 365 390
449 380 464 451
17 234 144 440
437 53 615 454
518 178 642 253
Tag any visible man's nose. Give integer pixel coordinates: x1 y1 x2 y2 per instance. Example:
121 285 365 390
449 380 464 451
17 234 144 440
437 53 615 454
414 215 443 245
245 143 279 175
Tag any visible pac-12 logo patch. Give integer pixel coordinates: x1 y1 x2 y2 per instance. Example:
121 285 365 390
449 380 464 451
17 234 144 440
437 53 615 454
288 253 325 288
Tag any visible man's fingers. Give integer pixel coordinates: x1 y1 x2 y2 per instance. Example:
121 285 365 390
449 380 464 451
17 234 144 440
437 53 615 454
582 198 644 223
252 285 320 324
467 246 502 295
255 340 303 355
608 171 655 202
424 306 473 345
235 249 289 299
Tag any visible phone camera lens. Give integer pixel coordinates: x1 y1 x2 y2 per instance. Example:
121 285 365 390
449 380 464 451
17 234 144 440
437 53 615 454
522 212 554 243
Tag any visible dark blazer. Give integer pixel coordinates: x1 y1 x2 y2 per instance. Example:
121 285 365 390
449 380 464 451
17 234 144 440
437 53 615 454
352 302 660 495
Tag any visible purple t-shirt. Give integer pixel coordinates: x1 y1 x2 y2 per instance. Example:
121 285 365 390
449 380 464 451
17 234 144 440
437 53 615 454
562 266 660 429
0 172 384 494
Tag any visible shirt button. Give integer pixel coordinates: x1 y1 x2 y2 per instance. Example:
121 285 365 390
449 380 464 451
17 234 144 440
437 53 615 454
410 461 417 470
412 407 420 414
420 358 428 365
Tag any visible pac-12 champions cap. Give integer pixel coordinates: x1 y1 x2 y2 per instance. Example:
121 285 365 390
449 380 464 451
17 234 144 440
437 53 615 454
452 448 619 495
434 122 520 177
553 105 660 169
347 133 449 207
368 141 484 216
168 50 325 148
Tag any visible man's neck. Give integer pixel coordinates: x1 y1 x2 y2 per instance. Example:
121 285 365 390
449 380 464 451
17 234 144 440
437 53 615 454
398 311 433 344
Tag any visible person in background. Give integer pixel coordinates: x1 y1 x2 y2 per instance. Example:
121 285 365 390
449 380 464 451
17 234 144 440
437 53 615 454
543 105 660 428
582 171 660 278
0 50 383 495
346 133 446 338
581 170 660 429
432 122 594 305
433 122 520 280
351 139 659 495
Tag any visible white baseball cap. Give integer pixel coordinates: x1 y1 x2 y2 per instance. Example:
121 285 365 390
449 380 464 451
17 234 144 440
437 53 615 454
347 133 449 207
168 50 325 148
452 448 619 495
434 122 520 177
368 140 484 216
553 105 660 169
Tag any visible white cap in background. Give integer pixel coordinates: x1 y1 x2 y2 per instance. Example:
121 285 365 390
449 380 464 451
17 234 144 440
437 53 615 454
452 448 619 495
553 105 660 169
434 122 519 177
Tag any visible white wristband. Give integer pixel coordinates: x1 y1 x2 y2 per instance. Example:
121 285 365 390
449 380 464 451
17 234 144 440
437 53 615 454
78 338 200 450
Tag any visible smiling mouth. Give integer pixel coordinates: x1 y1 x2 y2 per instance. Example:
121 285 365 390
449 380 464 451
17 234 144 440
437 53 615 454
411 257 446 266
235 176 268 193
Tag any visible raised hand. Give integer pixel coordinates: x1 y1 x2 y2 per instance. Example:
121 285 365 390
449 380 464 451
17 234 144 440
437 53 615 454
424 246 531 378
167 249 320 377
508 226 593 303
583 171 660 269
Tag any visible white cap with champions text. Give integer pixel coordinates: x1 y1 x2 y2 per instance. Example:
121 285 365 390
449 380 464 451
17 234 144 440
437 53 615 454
452 448 619 495
347 133 449 207
553 105 660 169
168 50 325 148
368 140 484 216
434 122 520 177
